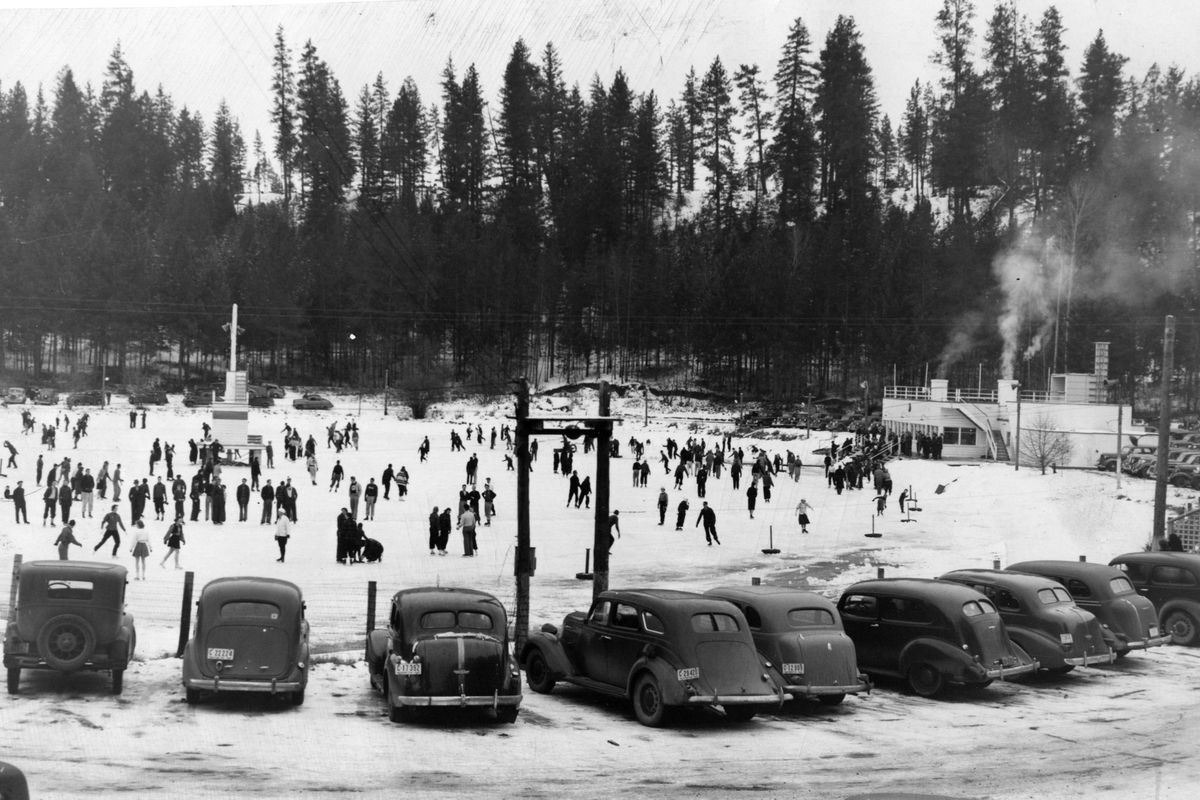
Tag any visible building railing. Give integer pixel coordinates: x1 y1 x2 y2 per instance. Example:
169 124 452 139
884 386 1101 405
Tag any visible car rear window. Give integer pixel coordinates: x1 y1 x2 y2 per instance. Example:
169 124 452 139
420 611 494 631
691 612 740 632
1151 565 1199 586
962 599 997 617
1037 587 1073 604
46 580 94 600
1109 577 1135 595
642 611 665 634
221 601 280 621
840 595 877 619
788 608 834 626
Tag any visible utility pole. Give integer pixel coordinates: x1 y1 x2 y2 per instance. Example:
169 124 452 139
1014 386 1021 471
593 382 612 599
514 378 531 656
1153 315 1176 548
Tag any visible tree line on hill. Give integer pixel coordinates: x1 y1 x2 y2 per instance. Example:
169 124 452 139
0 1 1198 407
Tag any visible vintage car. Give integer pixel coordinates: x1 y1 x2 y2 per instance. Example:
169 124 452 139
705 585 870 705
65 389 104 408
181 577 309 705
1007 560 1171 656
522 588 788 727
367 587 521 723
0 761 29 800
128 390 168 406
837 578 1038 697
262 383 286 398
1110 552 1200 646
182 391 213 408
30 388 58 405
292 393 333 410
249 394 275 408
4 387 26 404
4 561 136 695
939 569 1115 672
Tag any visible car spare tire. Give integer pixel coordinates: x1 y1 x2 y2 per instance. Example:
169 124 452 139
37 614 97 672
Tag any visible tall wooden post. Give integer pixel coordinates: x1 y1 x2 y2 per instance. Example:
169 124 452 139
175 571 195 658
514 379 531 654
593 382 612 599
1014 387 1022 471
1153 316 1176 547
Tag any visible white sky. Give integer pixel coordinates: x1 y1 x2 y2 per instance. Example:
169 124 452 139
0 1 1195 145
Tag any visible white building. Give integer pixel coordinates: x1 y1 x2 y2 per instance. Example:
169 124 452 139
882 345 1142 468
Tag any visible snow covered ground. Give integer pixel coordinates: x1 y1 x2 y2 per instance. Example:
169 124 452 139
1 389 1197 799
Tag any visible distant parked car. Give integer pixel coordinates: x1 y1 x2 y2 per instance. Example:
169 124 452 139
128 390 168 406
367 587 521 723
522 588 788 726
262 383 286 399
705 585 870 705
1007 560 1171 656
4 561 136 695
30 388 58 405
938 569 1115 672
837 578 1038 698
249 394 275 408
292 393 333 410
1110 552 1200 646
181 577 309 705
65 390 104 408
182 392 213 408
4 387 26 404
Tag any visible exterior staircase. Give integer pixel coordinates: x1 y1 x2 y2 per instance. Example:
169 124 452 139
991 430 1009 461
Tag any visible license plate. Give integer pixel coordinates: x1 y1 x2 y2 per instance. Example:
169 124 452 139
394 661 422 676
1149 626 1160 638
781 663 805 675
207 647 234 661
676 667 700 681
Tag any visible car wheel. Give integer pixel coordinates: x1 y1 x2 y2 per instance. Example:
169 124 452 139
1046 665 1075 675
185 688 201 705
1164 610 1199 646
906 663 945 698
495 705 519 724
723 705 757 723
524 650 556 694
37 614 97 672
1114 648 1130 661
111 669 124 695
817 693 846 706
386 680 412 723
632 673 668 727
6 667 19 694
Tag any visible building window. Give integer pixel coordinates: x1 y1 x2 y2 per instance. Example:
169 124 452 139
943 427 977 446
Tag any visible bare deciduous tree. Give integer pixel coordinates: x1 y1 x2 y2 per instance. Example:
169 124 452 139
1020 414 1073 474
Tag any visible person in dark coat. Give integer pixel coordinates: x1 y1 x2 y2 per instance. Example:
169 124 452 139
696 501 720 545
172 476 187 520
11 481 28 523
675 498 689 530
567 471 580 507
260 480 275 524
578 476 592 509
657 488 669 525
152 477 168 521
428 507 441 555
210 480 227 524
746 481 758 519
236 478 251 522
437 508 452 555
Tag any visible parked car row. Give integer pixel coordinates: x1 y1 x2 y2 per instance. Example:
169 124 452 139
8 552 1199 732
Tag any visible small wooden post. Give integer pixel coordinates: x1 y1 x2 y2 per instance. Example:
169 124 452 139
1079 555 1087 562
514 379 531 656
175 571 195 658
877 567 886 579
992 558 1001 569
8 555 22 613
366 580 377 632
751 576 762 586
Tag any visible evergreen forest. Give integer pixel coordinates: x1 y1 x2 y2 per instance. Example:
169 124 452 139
1 1 1198 406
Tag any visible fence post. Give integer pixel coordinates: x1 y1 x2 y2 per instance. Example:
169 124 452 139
175 571 194 658
877 567 886 579
366 580 377 635
8 555 21 613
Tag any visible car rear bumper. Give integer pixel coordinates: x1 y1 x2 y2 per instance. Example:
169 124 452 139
785 678 871 696
1064 650 1116 667
981 661 1039 680
184 676 304 694
4 654 125 671
684 692 791 706
394 692 522 708
1124 634 1172 650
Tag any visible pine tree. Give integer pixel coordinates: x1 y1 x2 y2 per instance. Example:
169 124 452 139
384 77 428 210
270 26 297 210
1077 30 1128 168
734 63 773 216
901 81 930 198
679 67 701 192
983 0 1036 224
209 99 245 220
296 39 354 224
498 38 541 237
354 82 382 211
931 0 987 222
698 56 737 227
816 15 878 217
630 91 667 226
1031 6 1073 212
771 17 818 223
173 107 205 189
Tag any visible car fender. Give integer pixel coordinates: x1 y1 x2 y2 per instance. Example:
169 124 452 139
1158 597 1200 625
107 615 136 667
1004 626 1063 668
625 656 690 705
521 631 574 680
365 629 389 675
897 637 974 678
